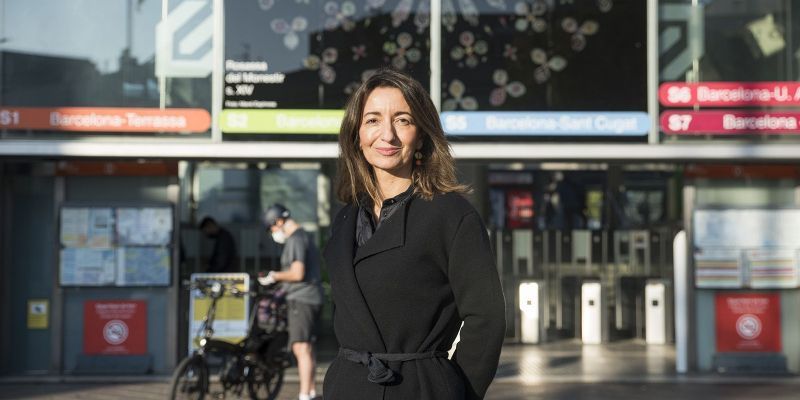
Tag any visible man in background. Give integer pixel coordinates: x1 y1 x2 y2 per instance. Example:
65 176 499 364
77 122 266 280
198 216 238 273
259 204 323 400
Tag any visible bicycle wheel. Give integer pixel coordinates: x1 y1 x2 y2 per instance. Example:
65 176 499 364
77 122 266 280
247 363 285 400
170 355 209 400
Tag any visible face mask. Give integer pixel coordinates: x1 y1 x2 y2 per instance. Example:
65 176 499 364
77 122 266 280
271 230 286 244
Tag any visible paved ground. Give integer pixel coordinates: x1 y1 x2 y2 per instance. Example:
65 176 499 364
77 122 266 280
3 381 800 400
3 341 799 399
496 340 677 381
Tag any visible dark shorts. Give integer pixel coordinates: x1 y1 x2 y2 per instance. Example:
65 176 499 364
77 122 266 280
288 300 321 345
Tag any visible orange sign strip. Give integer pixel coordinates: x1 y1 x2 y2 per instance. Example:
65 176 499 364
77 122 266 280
0 107 210 133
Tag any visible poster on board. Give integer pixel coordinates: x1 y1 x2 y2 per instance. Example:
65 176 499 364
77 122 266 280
716 292 781 353
83 300 147 355
116 207 172 246
60 248 116 286
61 208 114 247
116 247 171 286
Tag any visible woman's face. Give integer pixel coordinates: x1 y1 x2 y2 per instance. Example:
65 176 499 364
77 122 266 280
358 87 422 179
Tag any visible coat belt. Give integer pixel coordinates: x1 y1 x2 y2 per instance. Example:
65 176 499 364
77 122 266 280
338 347 448 384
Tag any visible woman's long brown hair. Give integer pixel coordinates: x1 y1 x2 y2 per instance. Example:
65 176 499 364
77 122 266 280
336 68 469 206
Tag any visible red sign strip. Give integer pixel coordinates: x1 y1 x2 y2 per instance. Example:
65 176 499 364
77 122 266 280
659 82 800 107
661 111 800 135
0 107 210 133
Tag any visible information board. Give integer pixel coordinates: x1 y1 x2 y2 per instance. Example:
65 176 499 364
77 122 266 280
693 209 800 289
59 206 173 287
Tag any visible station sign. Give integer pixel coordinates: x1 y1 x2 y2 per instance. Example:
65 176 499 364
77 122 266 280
659 82 800 107
716 293 781 353
0 107 210 133
441 111 650 136
661 111 800 135
220 109 343 134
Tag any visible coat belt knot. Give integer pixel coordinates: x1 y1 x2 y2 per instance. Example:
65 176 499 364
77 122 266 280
339 347 448 385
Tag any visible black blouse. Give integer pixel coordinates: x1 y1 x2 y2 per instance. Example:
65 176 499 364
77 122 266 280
356 185 415 247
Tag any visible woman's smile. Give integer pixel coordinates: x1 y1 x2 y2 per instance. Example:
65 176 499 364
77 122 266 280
376 147 401 156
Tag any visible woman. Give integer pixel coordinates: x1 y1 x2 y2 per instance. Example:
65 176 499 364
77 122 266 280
322 68 506 400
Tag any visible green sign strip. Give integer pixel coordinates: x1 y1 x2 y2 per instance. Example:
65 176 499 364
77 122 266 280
220 109 344 134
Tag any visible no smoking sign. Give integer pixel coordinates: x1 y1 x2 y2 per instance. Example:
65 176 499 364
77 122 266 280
84 301 147 355
716 293 781 353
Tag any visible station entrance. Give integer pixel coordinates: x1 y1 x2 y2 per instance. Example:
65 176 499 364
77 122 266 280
174 161 682 353
169 161 683 371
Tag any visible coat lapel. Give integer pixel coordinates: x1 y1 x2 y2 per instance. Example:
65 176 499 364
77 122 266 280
353 197 410 265
325 205 387 352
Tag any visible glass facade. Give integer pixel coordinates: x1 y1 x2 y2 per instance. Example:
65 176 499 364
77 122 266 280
659 0 800 140
220 0 650 139
0 0 213 138
221 0 430 138
441 0 646 112
664 0 800 83
4 0 800 142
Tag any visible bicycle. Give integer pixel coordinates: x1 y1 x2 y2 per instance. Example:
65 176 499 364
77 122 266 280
170 277 289 400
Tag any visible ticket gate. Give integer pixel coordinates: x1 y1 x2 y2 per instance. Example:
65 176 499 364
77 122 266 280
581 280 604 344
519 281 545 344
645 280 670 344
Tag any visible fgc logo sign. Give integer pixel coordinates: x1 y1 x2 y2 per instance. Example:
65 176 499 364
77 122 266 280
156 0 214 78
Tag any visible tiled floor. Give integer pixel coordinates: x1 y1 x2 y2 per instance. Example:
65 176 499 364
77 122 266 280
496 339 677 382
3 340 800 399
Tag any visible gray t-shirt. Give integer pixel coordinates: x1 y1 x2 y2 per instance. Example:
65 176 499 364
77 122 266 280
280 228 323 305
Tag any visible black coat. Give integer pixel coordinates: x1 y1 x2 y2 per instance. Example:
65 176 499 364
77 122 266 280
322 192 506 400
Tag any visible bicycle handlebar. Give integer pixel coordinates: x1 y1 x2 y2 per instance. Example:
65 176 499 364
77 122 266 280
185 280 248 298
183 278 278 298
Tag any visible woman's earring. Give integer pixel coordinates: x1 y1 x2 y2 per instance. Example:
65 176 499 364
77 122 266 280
414 151 423 166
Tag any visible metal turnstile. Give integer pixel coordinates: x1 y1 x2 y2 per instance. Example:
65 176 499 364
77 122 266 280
645 280 669 344
581 280 603 344
519 281 545 344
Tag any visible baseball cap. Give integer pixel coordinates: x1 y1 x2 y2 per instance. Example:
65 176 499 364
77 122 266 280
264 203 290 227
